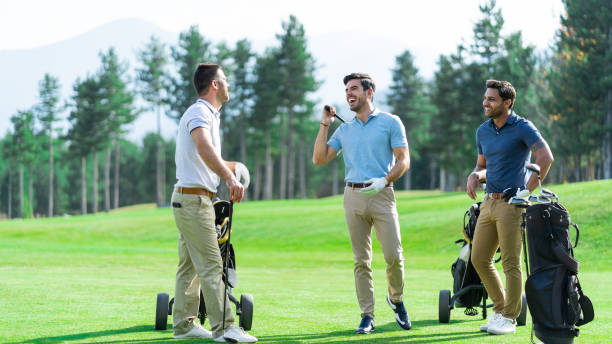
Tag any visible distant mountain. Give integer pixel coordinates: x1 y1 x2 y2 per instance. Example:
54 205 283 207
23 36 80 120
0 19 438 141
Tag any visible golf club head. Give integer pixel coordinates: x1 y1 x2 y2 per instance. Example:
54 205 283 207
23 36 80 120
526 163 541 175
517 189 530 198
541 188 557 198
537 196 552 204
528 194 539 203
509 196 530 208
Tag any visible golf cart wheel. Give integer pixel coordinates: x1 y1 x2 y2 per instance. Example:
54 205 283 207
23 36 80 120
517 293 527 326
439 289 451 323
155 293 170 330
239 293 254 330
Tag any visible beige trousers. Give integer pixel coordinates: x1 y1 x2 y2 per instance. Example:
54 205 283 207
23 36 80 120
471 197 524 320
343 186 404 318
171 191 233 338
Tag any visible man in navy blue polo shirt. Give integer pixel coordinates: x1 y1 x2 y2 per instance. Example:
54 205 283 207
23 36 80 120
466 80 554 335
313 73 411 334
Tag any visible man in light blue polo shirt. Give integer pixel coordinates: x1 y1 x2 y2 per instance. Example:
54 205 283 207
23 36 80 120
313 73 411 334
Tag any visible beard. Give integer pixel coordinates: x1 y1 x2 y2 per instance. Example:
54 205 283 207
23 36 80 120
485 104 505 118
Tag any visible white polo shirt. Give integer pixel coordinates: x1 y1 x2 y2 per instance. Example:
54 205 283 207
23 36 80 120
174 99 221 192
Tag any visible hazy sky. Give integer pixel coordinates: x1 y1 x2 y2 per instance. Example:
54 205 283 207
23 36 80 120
1 0 564 140
2 0 563 51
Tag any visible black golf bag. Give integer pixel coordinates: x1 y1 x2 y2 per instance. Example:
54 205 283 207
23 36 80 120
525 202 594 343
451 202 485 310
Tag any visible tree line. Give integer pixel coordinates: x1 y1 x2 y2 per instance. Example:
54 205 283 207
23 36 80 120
1 0 609 218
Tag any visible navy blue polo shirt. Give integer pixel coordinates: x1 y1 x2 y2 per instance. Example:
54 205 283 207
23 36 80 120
476 112 543 193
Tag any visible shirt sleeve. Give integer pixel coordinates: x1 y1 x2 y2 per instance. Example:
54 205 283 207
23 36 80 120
521 120 544 148
327 126 342 151
390 116 408 148
187 108 211 134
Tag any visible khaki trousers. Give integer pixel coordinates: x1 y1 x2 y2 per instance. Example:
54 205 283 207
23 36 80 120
343 186 404 318
171 191 233 338
471 197 524 320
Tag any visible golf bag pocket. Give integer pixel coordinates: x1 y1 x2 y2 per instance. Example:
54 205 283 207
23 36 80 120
525 265 576 330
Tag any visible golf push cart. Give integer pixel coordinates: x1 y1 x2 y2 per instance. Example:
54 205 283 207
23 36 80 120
155 198 254 331
438 175 527 325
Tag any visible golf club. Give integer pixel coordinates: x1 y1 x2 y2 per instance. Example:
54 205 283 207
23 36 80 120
324 105 345 123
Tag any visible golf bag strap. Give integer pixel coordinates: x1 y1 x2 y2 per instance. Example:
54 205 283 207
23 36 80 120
552 240 579 273
577 280 595 326
544 212 579 274
571 222 580 248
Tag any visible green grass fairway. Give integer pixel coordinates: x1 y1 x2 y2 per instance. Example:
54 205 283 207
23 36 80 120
1 181 611 343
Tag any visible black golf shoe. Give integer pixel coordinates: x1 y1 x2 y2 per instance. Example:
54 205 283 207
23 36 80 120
386 295 412 330
355 315 375 334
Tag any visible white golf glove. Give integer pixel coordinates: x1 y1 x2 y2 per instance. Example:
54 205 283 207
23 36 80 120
235 162 250 189
359 177 387 197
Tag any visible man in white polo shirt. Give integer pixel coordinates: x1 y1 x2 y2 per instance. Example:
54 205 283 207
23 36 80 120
171 62 256 343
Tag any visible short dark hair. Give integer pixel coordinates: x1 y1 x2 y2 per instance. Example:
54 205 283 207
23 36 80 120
343 73 376 92
194 63 221 95
486 79 516 109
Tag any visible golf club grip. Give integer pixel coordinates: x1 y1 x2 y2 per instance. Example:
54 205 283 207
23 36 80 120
324 105 345 123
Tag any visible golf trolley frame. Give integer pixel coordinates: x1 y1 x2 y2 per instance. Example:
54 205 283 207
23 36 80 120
155 198 254 332
438 176 527 325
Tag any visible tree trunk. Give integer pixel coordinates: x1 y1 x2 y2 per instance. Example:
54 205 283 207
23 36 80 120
439 167 446 192
279 121 287 200
19 163 24 218
27 163 33 218
156 106 164 206
48 132 54 217
253 160 262 201
7 165 12 219
287 112 295 199
574 154 581 182
403 170 412 190
298 136 306 199
104 147 111 212
113 138 120 209
264 129 273 200
92 151 98 213
81 156 87 215
604 84 612 179
429 159 436 190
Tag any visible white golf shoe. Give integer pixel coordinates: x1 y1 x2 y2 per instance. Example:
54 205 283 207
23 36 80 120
173 322 213 339
487 315 516 335
480 313 501 332
214 326 258 343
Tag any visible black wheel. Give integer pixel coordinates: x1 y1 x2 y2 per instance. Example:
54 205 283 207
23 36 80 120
517 293 527 326
439 290 451 323
239 293 254 330
155 293 170 330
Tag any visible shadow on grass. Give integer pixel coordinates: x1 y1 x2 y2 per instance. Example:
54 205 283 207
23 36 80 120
257 320 489 343
12 320 487 344
9 325 174 344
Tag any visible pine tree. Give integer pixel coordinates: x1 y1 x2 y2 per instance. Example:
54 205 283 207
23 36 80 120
137 35 169 206
166 25 213 122
10 110 38 218
98 47 138 210
387 50 434 189
35 73 63 217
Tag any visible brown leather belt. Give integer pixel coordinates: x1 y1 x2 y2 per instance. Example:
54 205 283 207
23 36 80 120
486 192 504 199
175 187 216 199
346 182 393 188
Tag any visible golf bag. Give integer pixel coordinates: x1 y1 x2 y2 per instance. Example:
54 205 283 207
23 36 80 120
525 202 594 343
451 202 484 309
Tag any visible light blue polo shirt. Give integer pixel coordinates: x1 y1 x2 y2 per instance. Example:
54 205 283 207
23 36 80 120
476 112 543 193
328 109 408 183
